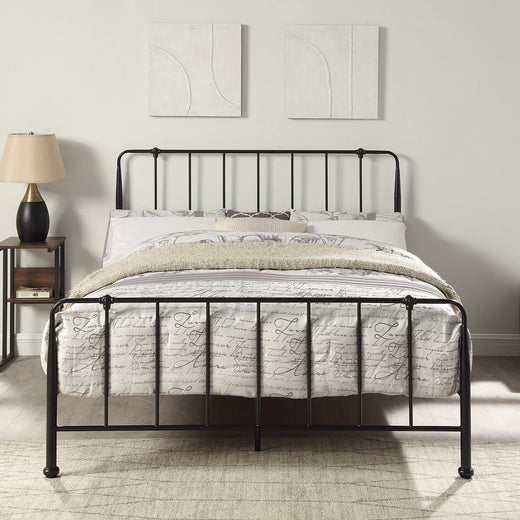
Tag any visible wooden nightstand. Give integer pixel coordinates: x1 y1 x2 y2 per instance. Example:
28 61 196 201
0 236 65 369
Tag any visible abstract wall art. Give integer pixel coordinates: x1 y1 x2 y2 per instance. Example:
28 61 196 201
149 23 242 117
285 25 379 119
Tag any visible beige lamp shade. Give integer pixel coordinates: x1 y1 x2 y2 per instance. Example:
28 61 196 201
0 133 67 183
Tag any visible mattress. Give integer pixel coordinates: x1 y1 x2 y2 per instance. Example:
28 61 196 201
42 231 465 399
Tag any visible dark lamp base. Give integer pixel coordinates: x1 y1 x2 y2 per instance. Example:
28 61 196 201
16 200 50 242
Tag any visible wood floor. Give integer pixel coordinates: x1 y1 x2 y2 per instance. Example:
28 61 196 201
1 355 519 442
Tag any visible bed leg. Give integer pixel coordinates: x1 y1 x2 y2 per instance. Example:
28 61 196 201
255 429 261 451
458 415 473 479
44 459 59 478
458 397 473 479
44 397 60 478
458 326 474 480
44 415 60 478
44 316 60 478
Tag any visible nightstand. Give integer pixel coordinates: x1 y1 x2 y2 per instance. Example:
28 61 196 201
0 236 65 369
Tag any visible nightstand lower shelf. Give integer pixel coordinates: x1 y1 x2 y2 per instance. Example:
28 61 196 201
7 298 56 304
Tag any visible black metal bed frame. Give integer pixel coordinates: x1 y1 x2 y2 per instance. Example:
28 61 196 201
44 148 473 479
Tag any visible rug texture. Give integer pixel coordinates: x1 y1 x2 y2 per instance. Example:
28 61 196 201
0 436 518 519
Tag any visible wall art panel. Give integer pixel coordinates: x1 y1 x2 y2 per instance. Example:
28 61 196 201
149 23 242 117
285 25 379 119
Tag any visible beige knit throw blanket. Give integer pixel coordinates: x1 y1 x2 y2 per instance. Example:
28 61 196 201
68 242 460 303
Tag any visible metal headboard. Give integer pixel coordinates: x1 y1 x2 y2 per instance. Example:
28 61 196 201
115 148 401 213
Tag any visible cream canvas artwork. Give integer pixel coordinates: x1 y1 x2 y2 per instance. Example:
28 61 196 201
285 25 379 119
149 23 242 117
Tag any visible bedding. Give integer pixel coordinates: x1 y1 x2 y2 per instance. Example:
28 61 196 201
43 230 464 400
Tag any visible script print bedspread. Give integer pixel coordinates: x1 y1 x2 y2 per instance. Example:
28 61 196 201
42 231 464 399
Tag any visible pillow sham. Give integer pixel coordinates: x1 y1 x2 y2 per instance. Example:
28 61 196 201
215 217 307 233
225 210 290 220
290 210 404 223
305 220 407 250
112 209 224 218
103 209 224 266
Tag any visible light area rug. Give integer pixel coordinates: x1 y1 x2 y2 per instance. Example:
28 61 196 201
0 436 518 520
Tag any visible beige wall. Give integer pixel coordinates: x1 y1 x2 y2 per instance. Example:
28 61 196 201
0 0 518 339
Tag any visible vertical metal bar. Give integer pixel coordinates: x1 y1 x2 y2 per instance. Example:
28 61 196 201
205 302 211 427
405 297 414 427
256 153 260 212
103 298 111 427
188 153 192 211
357 302 363 426
2 249 7 361
43 308 59 478
458 311 474 479
153 153 158 210
54 249 59 304
324 153 329 211
306 302 312 427
290 153 295 209
255 302 261 451
9 250 14 357
222 153 226 209
59 243 65 298
155 302 160 428
358 153 363 212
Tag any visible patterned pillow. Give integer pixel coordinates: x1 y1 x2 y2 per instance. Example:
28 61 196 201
225 210 290 220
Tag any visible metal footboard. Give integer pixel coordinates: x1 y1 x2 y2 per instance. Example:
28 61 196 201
43 295 473 479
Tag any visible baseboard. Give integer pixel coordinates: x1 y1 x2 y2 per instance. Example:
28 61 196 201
471 334 520 356
7 332 520 358
11 333 44 356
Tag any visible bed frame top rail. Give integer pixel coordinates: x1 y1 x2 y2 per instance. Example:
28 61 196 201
115 148 401 213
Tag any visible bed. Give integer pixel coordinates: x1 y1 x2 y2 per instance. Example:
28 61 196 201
42 147 473 479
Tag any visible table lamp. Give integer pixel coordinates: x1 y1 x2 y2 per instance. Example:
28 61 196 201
0 133 67 242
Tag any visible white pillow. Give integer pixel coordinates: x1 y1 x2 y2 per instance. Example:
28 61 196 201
103 212 221 265
305 220 407 250
215 217 307 233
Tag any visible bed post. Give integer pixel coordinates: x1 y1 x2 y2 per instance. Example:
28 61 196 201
393 154 401 213
116 151 126 210
44 305 60 478
458 310 474 479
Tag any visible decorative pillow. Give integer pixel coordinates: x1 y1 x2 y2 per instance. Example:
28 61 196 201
103 209 224 266
225 210 290 220
215 218 306 233
305 220 407 250
290 210 404 223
